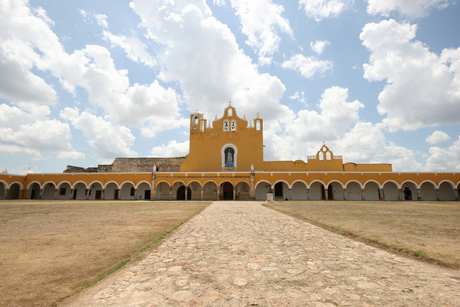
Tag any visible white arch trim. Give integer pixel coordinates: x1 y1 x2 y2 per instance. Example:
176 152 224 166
438 180 455 189
9 181 24 190
401 180 418 188
363 180 382 189
203 180 218 187
156 181 171 188
254 180 272 190
419 180 436 189
27 181 42 189
326 180 345 189
0 180 7 189
103 181 120 189
273 180 290 189
291 180 308 188
135 181 152 189
345 180 364 189
221 143 238 168
382 180 401 189
72 181 89 189
120 181 135 189
187 180 203 189
57 181 72 189
307 180 326 189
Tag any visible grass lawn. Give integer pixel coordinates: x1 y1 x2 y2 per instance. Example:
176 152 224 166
0 200 210 307
265 201 460 268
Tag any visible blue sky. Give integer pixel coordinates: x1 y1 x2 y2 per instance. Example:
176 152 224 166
1 0 460 174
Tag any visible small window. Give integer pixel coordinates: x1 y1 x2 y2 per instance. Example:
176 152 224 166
256 120 260 131
193 116 198 125
200 121 204 132
231 120 236 131
130 187 135 196
60 188 66 195
228 108 233 116
223 120 229 131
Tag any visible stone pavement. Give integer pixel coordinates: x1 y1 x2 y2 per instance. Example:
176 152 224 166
63 201 460 307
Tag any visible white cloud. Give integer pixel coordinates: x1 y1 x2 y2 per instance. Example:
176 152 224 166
361 19 460 131
60 108 137 161
424 136 460 171
289 91 307 104
230 0 292 65
310 40 330 55
151 140 189 157
282 54 333 78
103 31 156 67
130 0 292 124
426 130 451 144
95 14 108 28
366 0 453 17
299 0 351 21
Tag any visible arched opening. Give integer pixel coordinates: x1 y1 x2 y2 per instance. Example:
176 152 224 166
235 181 250 200
310 182 324 200
401 182 417 201
120 182 135 200
439 182 455 201
383 182 398 200
292 181 307 200
346 182 362 201
274 182 289 200
72 182 87 200
8 183 21 199
0 182 6 199
255 182 271 200
137 182 151 200
57 182 72 200
420 182 436 201
203 182 218 200
43 182 56 200
364 182 380 201
328 182 344 200
156 182 171 200
104 182 119 200
88 182 103 200
188 182 201 200
27 182 41 199
221 182 234 200
177 186 191 200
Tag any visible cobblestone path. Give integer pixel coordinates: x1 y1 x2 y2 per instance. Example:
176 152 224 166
63 201 460 306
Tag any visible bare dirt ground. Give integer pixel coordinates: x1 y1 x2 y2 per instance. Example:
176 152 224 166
265 201 460 268
0 200 210 307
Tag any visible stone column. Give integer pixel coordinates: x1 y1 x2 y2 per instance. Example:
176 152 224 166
379 188 384 201
361 189 365 201
116 189 121 200
289 188 292 200
201 188 204 201
4 189 8 200
101 189 106 200
435 189 440 201
307 188 310 200
417 189 421 201
70 189 74 200
250 170 255 200
39 188 44 200
85 189 90 200
398 189 403 201
185 186 189 201
151 170 156 201
324 188 328 200
343 189 347 201
133 189 138 200
54 188 58 200
454 189 459 201
169 187 173 201
233 186 236 200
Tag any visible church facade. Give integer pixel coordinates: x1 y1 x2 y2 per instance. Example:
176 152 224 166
1 104 459 201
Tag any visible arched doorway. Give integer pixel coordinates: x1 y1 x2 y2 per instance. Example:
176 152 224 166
309 182 324 200
235 181 250 200
328 182 344 200
203 182 218 200
221 182 233 200
401 182 417 201
383 182 398 200
8 183 21 199
177 186 191 200
364 181 380 201
439 182 455 201
28 182 41 199
292 181 307 200
420 182 436 201
274 182 289 200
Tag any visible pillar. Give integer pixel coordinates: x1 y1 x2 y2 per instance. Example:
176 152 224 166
101 189 105 200
417 189 421 201
70 189 74 200
185 186 189 201
116 189 121 200
343 189 347 201
378 188 384 200
150 185 156 201
133 189 138 200
361 189 365 201
201 188 204 201
324 188 328 200
85 189 90 200
398 189 403 201
250 170 255 200
435 189 440 201
54 188 58 200
454 189 459 201
289 188 292 200
39 188 44 200
169 187 173 201
4 189 8 200
307 188 310 200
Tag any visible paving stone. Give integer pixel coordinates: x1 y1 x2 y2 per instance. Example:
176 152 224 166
62 201 460 307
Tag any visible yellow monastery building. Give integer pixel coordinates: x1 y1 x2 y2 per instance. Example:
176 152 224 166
1 104 459 201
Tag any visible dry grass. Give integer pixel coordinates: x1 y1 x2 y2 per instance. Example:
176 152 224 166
265 201 460 268
0 200 210 307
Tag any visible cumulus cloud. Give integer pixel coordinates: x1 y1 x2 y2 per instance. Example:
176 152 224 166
129 0 292 124
426 130 451 144
151 140 190 157
361 19 460 131
95 14 108 28
103 31 156 67
289 91 307 104
230 0 292 65
424 136 460 171
311 40 330 55
60 108 137 161
366 0 453 17
282 54 333 79
299 0 351 21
